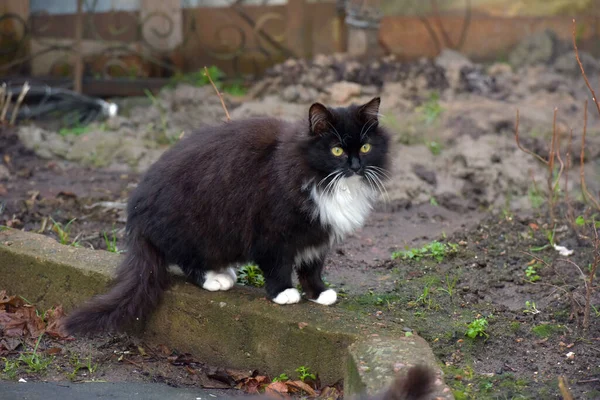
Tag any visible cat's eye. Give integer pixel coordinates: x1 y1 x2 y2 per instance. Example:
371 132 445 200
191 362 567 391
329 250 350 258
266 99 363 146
331 147 344 157
360 143 372 153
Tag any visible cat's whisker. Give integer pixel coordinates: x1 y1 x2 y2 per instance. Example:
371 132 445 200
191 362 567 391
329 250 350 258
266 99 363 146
366 168 390 203
322 171 343 198
368 165 392 179
318 170 341 188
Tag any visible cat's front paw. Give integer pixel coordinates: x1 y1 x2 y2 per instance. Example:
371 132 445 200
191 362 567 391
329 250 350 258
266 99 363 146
202 270 236 291
272 288 301 305
309 289 337 306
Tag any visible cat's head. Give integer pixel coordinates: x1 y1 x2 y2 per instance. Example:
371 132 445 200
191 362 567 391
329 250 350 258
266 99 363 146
303 97 390 186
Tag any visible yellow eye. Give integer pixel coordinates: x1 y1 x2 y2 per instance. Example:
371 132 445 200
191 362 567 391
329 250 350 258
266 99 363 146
360 143 372 153
331 147 344 157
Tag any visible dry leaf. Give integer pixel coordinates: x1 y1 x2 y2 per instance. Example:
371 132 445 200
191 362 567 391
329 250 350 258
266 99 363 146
317 386 342 400
265 381 289 396
286 380 317 396
298 322 309 330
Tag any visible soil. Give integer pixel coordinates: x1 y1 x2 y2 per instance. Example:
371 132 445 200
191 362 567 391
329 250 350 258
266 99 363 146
2 49 600 398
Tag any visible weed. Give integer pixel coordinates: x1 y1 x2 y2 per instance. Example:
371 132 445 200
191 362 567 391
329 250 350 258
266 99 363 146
59 124 91 137
439 273 458 299
466 317 489 339
144 89 172 144
525 264 541 283
103 228 124 254
295 366 316 382
426 140 442 155
169 66 247 97
49 217 79 247
17 334 53 374
530 227 556 252
509 321 521 333
417 92 444 124
523 300 540 314
272 373 289 382
237 264 265 287
429 196 439 206
2 358 19 379
68 354 98 380
528 185 545 209
392 241 458 262
532 323 563 338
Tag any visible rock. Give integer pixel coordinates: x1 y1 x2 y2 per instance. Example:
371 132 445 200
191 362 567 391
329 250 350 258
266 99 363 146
327 81 362 103
487 63 513 77
281 85 300 102
509 30 558 69
554 51 599 76
17 126 70 160
411 164 437 186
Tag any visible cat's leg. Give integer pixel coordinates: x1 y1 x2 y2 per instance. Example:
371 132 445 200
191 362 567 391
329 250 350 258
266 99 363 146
297 258 337 306
257 254 300 305
181 263 236 292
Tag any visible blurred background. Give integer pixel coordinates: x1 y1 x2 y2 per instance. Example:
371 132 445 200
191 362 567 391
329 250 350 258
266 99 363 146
1 0 599 95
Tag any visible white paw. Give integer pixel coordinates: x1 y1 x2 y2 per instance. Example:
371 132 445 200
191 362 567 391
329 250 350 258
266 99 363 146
202 271 235 291
272 288 301 305
310 289 337 306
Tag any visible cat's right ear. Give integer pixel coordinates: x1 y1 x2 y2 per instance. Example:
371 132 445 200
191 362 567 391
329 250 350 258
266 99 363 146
309 103 333 136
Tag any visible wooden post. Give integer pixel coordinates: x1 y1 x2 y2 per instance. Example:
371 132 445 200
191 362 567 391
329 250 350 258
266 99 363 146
73 0 83 93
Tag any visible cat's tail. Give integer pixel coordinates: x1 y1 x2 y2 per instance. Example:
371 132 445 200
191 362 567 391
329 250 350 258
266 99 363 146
379 364 436 400
63 232 169 336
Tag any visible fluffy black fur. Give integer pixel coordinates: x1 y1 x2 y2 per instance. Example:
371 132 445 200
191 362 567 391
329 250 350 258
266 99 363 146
64 97 390 335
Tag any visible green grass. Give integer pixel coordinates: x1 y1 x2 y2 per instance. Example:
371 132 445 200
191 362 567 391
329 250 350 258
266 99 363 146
59 124 91 137
49 217 79 247
416 92 444 125
67 354 98 380
103 227 124 254
169 66 247 97
237 264 265 287
531 323 563 338
2 334 54 379
392 241 458 262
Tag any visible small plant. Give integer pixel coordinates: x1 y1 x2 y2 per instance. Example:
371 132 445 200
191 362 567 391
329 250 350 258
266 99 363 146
427 140 442 155
417 91 444 124
530 227 555 252
392 241 458 262
68 354 98 380
528 185 545 209
237 264 265 287
50 217 79 247
295 365 316 382
466 317 489 339
523 300 540 314
272 373 289 382
17 334 54 374
59 124 91 137
2 358 19 379
525 264 541 283
103 228 124 254
439 273 458 299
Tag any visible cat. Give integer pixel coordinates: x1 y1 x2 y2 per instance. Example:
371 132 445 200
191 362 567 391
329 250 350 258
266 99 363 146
63 96 390 335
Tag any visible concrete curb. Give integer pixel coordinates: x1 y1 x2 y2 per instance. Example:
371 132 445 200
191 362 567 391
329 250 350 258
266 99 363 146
0 228 453 398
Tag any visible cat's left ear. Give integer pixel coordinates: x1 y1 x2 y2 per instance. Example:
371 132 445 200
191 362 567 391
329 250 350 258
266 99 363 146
358 97 381 122
309 102 334 136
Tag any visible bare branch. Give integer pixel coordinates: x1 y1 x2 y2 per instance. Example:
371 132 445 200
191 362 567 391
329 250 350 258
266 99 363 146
204 66 231 122
515 109 549 165
572 19 600 117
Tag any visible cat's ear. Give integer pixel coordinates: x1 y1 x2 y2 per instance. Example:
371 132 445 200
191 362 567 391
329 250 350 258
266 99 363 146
309 102 333 136
358 97 381 122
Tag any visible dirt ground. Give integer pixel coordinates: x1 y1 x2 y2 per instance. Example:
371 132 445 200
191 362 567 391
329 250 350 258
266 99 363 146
2 45 600 398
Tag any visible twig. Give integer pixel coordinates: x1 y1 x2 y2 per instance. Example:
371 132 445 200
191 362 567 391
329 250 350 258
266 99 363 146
455 0 472 50
572 19 600 117
583 220 599 331
564 128 574 224
10 81 31 125
0 92 13 122
558 376 574 400
515 109 548 165
577 378 600 384
0 83 6 119
579 101 600 211
204 66 231 122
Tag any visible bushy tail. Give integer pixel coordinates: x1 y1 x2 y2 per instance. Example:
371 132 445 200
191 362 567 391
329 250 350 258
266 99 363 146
63 233 169 336
380 365 436 400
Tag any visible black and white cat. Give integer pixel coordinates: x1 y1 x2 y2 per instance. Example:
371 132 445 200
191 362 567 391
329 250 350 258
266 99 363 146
64 97 390 335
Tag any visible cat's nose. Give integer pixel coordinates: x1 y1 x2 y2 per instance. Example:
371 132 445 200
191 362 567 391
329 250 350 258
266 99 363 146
349 158 362 172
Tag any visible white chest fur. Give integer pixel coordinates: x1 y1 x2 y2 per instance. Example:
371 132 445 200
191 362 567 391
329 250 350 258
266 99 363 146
310 175 376 242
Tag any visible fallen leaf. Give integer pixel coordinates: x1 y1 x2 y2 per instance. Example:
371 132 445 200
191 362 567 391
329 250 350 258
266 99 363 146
529 223 539 231
45 347 62 355
286 380 317 396
237 375 269 394
0 337 21 354
156 344 171 356
265 381 289 396
225 368 253 382
185 366 197 375
45 306 70 339
137 346 147 357
0 184 6 196
298 322 309 330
